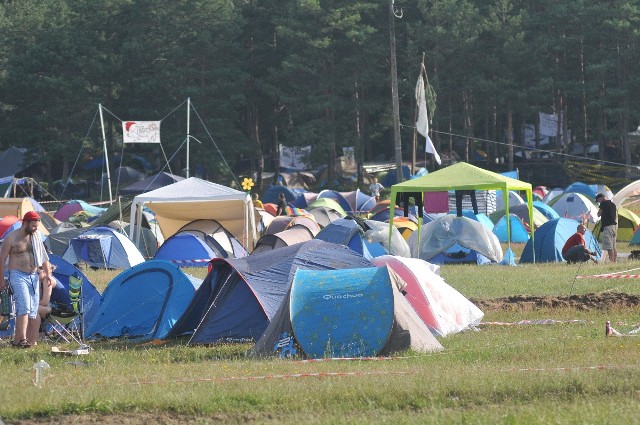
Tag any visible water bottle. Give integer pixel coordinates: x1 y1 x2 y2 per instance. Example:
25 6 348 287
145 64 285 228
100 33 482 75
33 360 50 387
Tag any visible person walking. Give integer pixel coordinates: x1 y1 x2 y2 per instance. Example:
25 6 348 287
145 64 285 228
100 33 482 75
0 211 52 348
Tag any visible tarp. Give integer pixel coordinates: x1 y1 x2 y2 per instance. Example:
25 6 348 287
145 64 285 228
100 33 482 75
389 162 534 260
520 218 601 263
251 266 443 359
167 240 373 344
86 260 201 340
129 177 258 252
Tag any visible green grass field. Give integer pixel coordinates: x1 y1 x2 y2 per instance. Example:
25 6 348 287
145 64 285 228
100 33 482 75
1 260 640 424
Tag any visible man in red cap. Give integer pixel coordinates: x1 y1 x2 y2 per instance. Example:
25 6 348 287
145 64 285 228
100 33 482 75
0 210 52 347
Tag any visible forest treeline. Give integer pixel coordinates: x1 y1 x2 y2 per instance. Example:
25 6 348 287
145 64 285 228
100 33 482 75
1 0 639 187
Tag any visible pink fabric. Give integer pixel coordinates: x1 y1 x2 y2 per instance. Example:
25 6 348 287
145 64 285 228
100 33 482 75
424 192 449 213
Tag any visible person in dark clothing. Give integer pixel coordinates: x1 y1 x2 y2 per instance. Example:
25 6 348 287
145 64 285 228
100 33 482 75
276 193 288 216
455 190 478 217
595 193 617 262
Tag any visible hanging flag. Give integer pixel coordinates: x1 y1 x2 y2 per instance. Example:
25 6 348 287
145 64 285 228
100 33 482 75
415 75 441 165
122 121 161 144
279 144 311 170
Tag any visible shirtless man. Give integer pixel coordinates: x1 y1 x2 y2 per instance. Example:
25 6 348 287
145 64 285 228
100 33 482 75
0 211 52 347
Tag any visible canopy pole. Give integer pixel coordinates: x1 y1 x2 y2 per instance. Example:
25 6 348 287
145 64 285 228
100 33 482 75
527 189 535 263
186 97 191 178
99 104 114 205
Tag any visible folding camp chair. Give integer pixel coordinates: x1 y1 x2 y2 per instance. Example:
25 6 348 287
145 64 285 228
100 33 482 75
46 273 86 346
0 285 13 333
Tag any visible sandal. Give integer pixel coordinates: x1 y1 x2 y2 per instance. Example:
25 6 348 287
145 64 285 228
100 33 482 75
11 339 31 349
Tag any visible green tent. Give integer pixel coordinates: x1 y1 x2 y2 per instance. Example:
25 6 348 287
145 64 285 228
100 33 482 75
594 207 640 242
389 162 535 261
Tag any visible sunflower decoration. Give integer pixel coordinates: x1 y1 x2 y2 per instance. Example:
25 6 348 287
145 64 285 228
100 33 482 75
241 177 255 192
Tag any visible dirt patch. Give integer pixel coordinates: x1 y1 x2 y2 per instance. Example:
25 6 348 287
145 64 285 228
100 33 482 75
470 292 640 312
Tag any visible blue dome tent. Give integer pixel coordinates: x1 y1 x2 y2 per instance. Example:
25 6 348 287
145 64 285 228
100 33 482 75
520 218 601 263
86 260 201 340
493 214 530 243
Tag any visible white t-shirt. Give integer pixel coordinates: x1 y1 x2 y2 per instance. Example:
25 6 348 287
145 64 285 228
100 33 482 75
369 182 384 197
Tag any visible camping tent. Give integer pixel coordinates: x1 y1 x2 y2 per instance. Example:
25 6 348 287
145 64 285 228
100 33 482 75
493 203 548 229
542 188 564 204
549 192 599 223
389 162 534 260
86 260 201 340
492 214 530 243
252 226 315 254
54 200 107 222
408 215 503 264
612 179 640 207
314 218 389 259
63 226 145 269
261 185 299 204
533 200 560 221
592 207 640 242
155 232 214 266
167 240 374 344
251 266 443 359
306 198 347 227
129 177 258 252
317 189 376 214
0 198 49 235
372 255 484 336
265 216 320 236
495 190 525 211
520 218 601 263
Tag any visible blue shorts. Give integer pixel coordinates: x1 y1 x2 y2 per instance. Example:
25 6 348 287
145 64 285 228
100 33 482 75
9 270 39 319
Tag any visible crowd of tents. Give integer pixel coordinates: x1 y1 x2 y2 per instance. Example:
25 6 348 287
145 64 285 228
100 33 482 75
1 161 639 358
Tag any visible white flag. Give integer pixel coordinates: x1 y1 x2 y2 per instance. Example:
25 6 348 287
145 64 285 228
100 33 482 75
415 75 441 165
122 121 161 144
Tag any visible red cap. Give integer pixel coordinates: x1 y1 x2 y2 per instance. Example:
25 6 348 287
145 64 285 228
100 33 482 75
23 211 41 222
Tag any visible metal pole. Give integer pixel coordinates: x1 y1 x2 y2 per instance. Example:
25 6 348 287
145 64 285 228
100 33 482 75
98 104 113 204
186 97 191 178
389 0 403 184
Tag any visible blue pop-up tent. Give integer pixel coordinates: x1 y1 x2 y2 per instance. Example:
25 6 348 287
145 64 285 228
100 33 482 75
251 266 443 359
520 218 601 263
